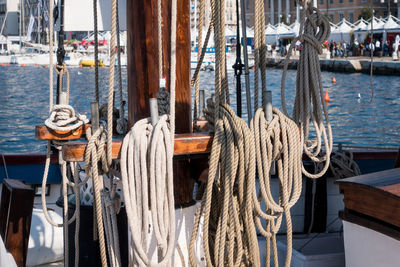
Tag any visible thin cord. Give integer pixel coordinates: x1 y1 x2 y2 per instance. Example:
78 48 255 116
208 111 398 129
1 154 9 179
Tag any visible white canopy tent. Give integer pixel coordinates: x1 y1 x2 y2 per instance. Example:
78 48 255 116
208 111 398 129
290 21 300 37
353 16 400 43
330 19 354 42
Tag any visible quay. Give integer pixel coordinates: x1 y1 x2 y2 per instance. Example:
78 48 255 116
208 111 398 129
266 56 400 75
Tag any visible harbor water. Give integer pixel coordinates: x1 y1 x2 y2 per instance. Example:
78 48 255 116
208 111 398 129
0 65 399 153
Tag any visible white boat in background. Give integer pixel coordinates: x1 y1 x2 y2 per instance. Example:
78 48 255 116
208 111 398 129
65 52 85 67
0 55 12 64
190 51 215 71
10 54 36 65
32 53 57 66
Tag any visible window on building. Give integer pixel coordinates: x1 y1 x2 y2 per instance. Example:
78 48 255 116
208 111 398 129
361 0 367 2
339 0 343 3
349 12 354 23
269 0 271 9
329 14 334 22
329 0 334 4
339 13 344 22
349 0 353 2
320 0 324 5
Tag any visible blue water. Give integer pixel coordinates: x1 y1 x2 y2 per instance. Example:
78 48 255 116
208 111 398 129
0 65 399 153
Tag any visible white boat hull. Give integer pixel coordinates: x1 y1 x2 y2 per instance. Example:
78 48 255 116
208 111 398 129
343 221 400 267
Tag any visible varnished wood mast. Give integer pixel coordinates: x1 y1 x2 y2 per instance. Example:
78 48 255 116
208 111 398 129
127 0 194 204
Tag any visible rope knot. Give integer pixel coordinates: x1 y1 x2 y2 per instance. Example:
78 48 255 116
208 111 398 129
45 104 88 132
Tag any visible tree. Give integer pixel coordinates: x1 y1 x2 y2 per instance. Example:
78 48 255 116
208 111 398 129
358 8 373 21
324 13 332 23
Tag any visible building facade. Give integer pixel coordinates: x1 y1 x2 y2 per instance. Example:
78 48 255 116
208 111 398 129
319 0 399 24
0 0 19 36
244 0 400 26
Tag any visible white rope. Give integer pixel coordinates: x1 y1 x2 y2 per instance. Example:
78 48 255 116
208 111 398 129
121 117 175 266
120 0 177 265
45 105 88 132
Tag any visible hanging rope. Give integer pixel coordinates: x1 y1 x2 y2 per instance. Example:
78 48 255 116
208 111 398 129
190 0 260 265
42 5 89 265
281 1 333 179
253 0 266 112
101 190 122 267
93 0 100 103
251 108 303 267
192 0 205 127
120 0 177 265
84 125 109 267
55 64 70 102
115 0 128 135
49 0 54 110
99 0 124 266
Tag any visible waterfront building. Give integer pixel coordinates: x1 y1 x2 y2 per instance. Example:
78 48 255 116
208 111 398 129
0 0 49 43
244 0 400 26
0 0 19 36
190 0 237 31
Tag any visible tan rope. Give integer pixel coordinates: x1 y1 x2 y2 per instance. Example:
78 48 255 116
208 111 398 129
189 1 260 265
281 1 333 179
55 64 70 103
251 107 303 267
329 148 361 178
193 0 205 126
189 104 260 267
253 0 266 111
115 0 127 135
84 126 108 267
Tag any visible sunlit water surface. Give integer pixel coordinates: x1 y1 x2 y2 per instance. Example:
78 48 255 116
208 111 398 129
1 65 399 153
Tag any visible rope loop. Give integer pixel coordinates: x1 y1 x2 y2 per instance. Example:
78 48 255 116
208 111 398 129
45 104 88 132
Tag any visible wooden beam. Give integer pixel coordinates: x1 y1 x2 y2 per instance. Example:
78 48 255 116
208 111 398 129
336 168 400 229
127 0 193 205
35 125 90 140
62 132 213 162
0 179 34 267
127 0 159 126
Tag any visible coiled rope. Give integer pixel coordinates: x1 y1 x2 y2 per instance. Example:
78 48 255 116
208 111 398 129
281 0 333 179
120 0 177 264
328 147 361 178
250 108 302 267
189 0 260 266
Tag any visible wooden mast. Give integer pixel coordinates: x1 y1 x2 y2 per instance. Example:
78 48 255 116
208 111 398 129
126 0 193 205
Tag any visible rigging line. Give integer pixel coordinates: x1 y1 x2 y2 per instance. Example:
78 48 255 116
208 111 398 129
368 0 375 103
93 0 100 104
1 154 9 179
239 0 252 122
233 0 243 117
